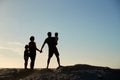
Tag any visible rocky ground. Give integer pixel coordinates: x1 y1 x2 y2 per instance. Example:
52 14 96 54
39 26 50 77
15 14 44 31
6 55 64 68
0 64 120 80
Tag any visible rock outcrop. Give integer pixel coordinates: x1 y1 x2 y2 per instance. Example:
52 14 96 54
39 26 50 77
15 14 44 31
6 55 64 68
0 64 120 80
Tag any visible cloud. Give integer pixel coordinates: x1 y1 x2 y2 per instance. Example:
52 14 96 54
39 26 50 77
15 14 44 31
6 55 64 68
0 41 24 57
0 41 24 68
7 42 23 46
0 47 20 58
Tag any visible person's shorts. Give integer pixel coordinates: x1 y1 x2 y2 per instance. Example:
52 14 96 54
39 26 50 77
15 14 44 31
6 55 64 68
49 47 59 58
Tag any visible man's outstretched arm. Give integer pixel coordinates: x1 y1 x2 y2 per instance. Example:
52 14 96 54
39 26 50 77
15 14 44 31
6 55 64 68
40 41 46 53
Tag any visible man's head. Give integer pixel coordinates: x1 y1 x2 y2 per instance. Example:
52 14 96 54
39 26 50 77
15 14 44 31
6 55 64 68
47 32 51 37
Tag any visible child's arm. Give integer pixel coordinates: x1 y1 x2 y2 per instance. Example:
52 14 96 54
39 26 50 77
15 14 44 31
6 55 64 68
34 42 40 52
36 47 40 52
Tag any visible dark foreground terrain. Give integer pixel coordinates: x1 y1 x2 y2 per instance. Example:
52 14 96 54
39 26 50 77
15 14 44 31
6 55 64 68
0 64 120 80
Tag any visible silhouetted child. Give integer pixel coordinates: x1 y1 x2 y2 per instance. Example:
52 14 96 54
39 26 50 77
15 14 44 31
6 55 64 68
29 36 40 69
55 32 58 45
24 45 29 69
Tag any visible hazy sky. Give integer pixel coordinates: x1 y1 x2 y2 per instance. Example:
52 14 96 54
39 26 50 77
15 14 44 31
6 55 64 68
0 0 120 68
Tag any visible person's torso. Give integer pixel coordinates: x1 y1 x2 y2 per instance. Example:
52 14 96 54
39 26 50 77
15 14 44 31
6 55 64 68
24 50 29 56
46 37 56 48
29 42 36 52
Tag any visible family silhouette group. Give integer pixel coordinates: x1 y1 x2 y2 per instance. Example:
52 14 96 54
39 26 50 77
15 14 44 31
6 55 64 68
24 32 61 69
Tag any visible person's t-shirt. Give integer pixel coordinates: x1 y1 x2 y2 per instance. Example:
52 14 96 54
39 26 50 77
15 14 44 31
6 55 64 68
29 42 36 52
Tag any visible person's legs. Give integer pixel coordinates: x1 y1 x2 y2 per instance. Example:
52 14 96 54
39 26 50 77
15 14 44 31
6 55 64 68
30 53 36 69
47 57 51 69
55 53 60 67
24 57 28 69
55 48 61 67
47 52 53 69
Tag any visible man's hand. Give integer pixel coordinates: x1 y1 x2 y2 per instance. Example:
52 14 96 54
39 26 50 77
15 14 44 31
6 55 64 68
40 50 42 53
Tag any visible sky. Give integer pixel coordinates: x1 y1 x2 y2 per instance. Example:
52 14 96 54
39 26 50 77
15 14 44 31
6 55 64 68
0 0 120 68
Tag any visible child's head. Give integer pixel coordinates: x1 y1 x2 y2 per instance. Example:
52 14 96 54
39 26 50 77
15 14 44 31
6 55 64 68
30 36 35 42
25 45 29 50
55 32 58 37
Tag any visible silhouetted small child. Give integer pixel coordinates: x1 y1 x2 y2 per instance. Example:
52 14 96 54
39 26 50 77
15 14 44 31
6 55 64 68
24 45 29 69
55 32 58 45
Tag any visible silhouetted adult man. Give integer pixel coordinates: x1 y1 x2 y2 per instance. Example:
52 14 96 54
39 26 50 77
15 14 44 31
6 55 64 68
40 32 61 68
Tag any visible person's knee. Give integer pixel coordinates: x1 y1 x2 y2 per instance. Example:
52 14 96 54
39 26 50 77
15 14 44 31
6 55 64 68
56 54 59 57
49 54 53 58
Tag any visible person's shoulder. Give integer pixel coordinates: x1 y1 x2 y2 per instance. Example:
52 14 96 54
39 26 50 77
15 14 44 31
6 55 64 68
29 41 35 44
28 42 31 45
32 42 36 45
45 37 49 41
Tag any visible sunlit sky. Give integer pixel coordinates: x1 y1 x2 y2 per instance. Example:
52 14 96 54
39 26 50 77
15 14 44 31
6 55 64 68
0 0 120 68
